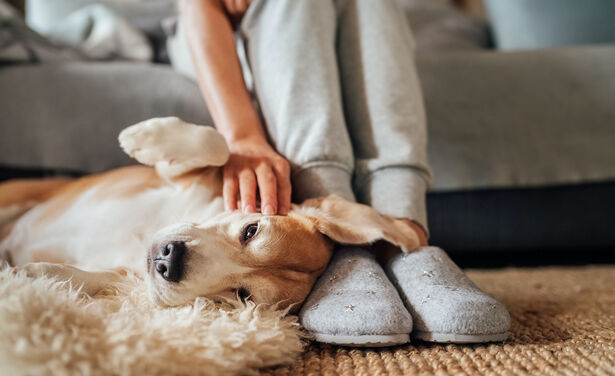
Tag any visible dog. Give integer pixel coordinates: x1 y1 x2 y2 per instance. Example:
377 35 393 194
0 117 419 311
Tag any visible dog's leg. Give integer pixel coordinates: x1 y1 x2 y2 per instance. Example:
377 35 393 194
15 262 126 296
119 117 230 181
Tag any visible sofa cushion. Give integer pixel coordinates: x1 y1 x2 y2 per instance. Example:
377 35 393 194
397 0 490 53
26 0 176 39
485 0 615 50
0 62 212 173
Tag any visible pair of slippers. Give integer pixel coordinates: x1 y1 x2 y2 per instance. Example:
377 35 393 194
300 247 511 346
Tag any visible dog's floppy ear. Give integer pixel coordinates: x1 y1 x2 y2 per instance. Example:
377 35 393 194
294 195 420 253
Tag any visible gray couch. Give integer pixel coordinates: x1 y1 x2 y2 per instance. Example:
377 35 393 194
2 1 614 261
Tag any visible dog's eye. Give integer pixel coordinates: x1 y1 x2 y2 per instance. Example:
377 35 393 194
241 223 259 244
236 288 251 302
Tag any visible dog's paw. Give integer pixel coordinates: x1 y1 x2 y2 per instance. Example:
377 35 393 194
119 117 230 176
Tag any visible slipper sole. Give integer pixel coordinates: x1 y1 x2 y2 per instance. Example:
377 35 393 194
312 333 410 347
413 330 508 343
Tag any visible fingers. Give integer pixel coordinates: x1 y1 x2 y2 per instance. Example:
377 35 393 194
222 153 292 216
237 0 251 12
255 164 277 215
273 159 291 215
222 0 250 16
402 219 429 247
223 0 236 14
223 168 238 211
238 169 257 213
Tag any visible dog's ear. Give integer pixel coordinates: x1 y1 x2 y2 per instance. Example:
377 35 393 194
293 195 420 253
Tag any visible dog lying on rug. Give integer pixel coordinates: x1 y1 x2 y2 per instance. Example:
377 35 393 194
0 117 419 311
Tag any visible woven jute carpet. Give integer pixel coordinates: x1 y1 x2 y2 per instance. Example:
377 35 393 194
264 265 615 375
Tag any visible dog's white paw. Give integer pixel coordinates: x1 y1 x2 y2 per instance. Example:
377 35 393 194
119 117 230 176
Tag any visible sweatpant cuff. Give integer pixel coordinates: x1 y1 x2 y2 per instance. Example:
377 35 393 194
292 165 356 203
356 167 429 235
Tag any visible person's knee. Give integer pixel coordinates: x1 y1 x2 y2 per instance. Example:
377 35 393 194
243 0 336 32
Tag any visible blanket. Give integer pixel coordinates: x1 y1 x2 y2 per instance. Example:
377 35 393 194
0 0 151 63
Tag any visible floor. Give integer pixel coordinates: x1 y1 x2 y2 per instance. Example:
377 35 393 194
264 265 615 375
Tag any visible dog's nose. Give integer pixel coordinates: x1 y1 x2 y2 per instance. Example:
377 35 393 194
153 241 186 282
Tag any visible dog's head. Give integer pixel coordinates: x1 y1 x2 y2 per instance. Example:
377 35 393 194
146 195 419 311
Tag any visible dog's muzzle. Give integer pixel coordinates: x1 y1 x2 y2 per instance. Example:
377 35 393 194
152 241 186 282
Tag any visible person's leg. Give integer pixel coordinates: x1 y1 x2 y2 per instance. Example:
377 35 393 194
335 0 510 343
239 0 413 347
336 0 431 231
238 0 355 203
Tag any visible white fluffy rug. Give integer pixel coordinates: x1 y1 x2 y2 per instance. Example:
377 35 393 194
0 268 305 375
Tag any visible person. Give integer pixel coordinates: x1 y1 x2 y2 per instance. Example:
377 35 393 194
176 0 510 346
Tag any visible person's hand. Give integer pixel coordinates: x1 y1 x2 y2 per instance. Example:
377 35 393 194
221 0 253 25
402 219 429 246
223 137 292 215
374 219 428 264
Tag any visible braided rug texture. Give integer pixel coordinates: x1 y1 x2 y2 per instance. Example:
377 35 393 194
264 265 615 375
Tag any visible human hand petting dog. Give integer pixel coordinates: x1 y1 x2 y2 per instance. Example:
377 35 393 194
223 136 292 216
220 0 253 25
180 0 289 215
403 219 429 246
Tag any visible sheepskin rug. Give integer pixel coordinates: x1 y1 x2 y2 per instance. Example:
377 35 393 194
0 268 306 375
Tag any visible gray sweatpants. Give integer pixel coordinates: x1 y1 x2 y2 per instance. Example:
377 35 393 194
172 0 432 231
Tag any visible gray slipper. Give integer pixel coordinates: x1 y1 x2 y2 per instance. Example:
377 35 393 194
299 247 413 347
386 246 510 343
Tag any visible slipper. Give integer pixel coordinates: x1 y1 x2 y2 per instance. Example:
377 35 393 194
386 246 510 343
299 247 413 347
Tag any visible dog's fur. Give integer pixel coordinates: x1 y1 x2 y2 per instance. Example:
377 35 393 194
0 117 419 310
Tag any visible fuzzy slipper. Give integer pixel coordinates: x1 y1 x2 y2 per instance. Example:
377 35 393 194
386 246 510 343
299 247 413 347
